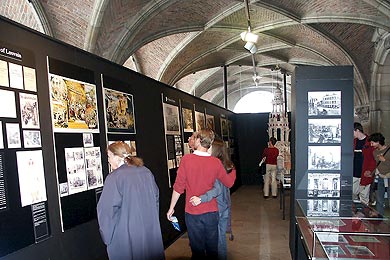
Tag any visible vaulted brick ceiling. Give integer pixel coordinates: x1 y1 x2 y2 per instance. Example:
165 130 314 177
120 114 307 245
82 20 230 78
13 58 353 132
1 0 389 110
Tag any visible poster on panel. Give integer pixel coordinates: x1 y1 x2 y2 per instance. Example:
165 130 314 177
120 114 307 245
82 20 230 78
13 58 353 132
23 66 37 92
0 89 17 118
308 118 341 144
8 62 23 89
0 60 9 87
16 150 47 207
308 146 341 170
206 114 215 130
64 147 87 195
84 147 103 190
19 93 40 129
48 74 98 132
104 88 136 133
163 103 180 135
23 130 41 148
6 123 21 148
195 111 205 131
182 107 194 132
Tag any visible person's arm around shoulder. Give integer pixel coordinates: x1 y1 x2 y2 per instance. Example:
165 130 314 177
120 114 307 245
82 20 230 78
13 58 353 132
190 180 223 206
217 166 236 188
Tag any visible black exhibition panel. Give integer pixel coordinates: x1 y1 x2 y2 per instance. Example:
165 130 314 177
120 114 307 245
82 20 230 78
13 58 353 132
289 66 354 259
0 39 51 257
0 16 238 259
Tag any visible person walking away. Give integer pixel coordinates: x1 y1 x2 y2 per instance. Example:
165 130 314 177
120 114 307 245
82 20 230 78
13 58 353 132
261 137 279 198
189 137 235 260
97 141 165 260
368 133 390 215
166 129 236 259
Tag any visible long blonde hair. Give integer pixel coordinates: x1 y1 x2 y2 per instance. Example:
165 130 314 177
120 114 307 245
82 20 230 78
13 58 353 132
107 141 143 167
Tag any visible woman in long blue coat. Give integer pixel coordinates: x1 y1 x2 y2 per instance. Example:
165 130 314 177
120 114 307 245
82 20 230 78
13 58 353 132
97 141 165 260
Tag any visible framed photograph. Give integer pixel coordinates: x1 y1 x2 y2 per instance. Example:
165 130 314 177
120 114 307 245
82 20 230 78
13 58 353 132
19 93 40 129
124 140 137 156
104 88 136 133
64 147 87 195
308 91 341 116
23 130 41 148
9 62 23 89
182 107 194 132
23 66 37 92
16 150 47 207
308 119 341 143
0 60 9 87
49 74 99 132
59 182 69 197
206 114 215 130
83 133 94 147
308 173 340 198
0 89 17 118
163 103 180 135
6 123 21 148
195 111 205 131
308 146 341 170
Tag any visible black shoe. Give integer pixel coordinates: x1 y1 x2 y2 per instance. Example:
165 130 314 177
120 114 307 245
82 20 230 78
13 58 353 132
264 196 271 200
273 196 278 199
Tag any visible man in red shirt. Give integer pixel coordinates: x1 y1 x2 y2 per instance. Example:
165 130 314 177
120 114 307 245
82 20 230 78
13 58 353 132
261 137 279 198
167 129 236 259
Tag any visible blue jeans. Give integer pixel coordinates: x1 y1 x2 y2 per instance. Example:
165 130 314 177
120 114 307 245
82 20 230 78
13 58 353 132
376 177 385 215
185 211 219 259
218 209 229 260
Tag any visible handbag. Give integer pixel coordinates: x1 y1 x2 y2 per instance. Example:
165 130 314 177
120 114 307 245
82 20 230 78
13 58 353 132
374 146 390 178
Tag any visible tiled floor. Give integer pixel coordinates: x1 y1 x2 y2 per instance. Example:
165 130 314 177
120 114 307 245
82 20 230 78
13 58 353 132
165 185 292 260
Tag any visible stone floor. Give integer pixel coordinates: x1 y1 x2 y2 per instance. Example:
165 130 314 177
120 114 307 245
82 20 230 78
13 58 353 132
164 185 292 260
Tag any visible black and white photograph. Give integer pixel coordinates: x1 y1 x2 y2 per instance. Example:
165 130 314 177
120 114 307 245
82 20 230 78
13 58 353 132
308 146 341 170
308 173 340 198
19 93 40 129
16 150 47 207
206 114 215 130
0 89 17 118
308 119 341 143
84 147 103 190
59 182 69 197
104 88 135 133
345 245 374 257
64 147 87 195
0 60 9 87
308 218 346 231
6 123 21 148
307 199 340 217
182 107 194 132
83 133 94 147
195 111 205 131
174 135 183 167
323 245 346 258
308 91 341 116
23 130 41 148
163 103 180 135
8 62 23 89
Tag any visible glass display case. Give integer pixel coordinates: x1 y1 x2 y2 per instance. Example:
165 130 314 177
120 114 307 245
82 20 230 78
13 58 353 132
295 199 390 259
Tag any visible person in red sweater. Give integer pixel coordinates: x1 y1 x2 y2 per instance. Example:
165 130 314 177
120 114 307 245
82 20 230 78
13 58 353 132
261 137 279 198
353 122 376 205
167 129 236 259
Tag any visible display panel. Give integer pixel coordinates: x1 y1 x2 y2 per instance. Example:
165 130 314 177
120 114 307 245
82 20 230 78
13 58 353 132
308 146 341 170
308 118 341 143
308 91 341 116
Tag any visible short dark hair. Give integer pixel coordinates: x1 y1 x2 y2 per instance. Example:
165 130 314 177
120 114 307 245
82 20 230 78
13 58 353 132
368 132 385 145
269 137 277 145
354 122 364 133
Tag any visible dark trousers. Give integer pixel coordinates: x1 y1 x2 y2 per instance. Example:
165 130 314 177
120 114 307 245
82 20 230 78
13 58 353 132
185 211 219 260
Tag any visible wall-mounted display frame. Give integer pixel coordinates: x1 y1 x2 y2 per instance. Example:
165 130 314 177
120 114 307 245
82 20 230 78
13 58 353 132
195 111 205 131
308 118 341 144
182 107 194 133
103 88 136 134
48 74 99 132
163 103 180 135
308 91 341 116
